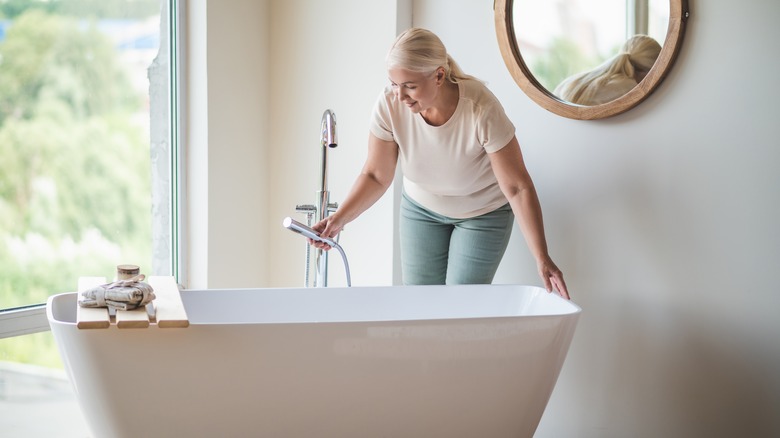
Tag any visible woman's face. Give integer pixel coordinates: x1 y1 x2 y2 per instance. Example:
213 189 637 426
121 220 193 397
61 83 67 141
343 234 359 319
388 67 441 113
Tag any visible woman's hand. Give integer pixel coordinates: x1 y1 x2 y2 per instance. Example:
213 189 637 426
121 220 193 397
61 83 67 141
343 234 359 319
309 215 345 251
537 256 570 300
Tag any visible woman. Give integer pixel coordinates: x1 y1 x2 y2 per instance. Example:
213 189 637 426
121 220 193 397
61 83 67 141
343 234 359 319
554 34 662 106
311 28 569 299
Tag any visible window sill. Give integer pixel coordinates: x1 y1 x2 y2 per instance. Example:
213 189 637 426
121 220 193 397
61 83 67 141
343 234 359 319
0 304 48 339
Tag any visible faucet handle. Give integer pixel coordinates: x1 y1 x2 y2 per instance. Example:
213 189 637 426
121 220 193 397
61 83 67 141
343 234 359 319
295 204 317 213
327 202 339 214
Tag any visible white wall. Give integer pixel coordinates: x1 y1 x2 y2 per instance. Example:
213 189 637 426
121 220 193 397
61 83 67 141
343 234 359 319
188 0 780 436
415 1 780 437
265 0 402 287
185 0 270 288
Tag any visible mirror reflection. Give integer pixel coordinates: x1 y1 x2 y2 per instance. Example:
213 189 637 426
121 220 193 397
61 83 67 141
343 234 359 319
513 0 669 105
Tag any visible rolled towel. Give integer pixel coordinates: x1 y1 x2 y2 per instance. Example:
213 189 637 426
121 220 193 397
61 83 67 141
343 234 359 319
79 274 156 311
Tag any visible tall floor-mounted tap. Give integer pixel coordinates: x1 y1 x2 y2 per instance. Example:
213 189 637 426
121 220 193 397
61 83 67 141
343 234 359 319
295 109 339 287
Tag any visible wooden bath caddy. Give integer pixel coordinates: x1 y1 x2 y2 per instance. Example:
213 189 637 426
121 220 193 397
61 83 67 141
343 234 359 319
76 276 189 329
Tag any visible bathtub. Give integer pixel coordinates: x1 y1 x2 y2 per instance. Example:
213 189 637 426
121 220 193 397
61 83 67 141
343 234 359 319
47 284 580 438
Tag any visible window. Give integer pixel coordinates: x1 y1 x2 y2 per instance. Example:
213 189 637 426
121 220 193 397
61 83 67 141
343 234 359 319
0 0 178 433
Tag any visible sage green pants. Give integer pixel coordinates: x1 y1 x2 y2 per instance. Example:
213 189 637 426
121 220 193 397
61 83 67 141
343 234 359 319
399 193 514 285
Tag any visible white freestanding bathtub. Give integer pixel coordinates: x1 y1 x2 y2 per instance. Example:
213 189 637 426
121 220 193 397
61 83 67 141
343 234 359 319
47 284 580 438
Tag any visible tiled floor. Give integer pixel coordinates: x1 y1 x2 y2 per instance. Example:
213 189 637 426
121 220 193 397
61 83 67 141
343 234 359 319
0 363 90 437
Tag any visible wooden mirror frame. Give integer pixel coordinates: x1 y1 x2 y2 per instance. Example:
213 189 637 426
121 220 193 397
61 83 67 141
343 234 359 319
495 0 690 120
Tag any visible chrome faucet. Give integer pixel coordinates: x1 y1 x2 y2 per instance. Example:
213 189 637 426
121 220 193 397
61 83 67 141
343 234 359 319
294 109 340 287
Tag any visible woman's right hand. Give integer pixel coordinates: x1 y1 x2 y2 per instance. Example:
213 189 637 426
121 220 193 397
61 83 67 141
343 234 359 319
309 215 345 250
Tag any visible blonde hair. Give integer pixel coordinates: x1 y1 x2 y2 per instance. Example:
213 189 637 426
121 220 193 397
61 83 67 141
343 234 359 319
386 28 478 83
555 35 662 105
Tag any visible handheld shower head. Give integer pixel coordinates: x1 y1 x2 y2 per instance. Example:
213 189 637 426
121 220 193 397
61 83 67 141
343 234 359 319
321 109 337 148
283 216 352 287
282 217 338 248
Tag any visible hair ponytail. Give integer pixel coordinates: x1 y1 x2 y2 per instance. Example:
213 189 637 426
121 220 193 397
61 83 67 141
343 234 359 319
554 35 661 105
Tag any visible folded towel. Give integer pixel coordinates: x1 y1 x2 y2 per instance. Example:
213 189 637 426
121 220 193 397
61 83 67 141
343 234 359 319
78 274 156 311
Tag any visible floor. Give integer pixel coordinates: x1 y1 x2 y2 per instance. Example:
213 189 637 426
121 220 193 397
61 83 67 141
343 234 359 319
0 363 91 437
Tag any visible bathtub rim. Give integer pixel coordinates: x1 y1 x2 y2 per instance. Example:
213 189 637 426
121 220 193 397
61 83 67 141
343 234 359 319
47 283 581 327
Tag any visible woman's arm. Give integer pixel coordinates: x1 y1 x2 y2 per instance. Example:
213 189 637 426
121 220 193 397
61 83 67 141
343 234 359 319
488 136 570 299
310 132 399 248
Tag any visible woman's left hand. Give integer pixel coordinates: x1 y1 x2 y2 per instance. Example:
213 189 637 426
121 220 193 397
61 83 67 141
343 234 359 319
537 257 570 300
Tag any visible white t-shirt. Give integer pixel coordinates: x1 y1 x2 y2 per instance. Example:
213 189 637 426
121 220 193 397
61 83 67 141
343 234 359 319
370 79 515 219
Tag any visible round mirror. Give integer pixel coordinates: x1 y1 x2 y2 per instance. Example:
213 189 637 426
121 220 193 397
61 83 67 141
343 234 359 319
495 0 689 120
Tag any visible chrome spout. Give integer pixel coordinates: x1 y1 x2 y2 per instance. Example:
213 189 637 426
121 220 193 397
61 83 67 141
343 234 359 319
321 109 337 149
319 109 337 197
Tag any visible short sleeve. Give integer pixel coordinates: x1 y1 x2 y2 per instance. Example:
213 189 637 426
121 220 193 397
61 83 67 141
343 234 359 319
369 88 395 142
478 102 515 154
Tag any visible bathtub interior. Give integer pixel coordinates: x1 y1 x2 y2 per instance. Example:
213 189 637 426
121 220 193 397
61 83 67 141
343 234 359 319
179 284 579 324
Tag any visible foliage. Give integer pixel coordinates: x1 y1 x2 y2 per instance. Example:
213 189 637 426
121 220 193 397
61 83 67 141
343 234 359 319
0 6 156 367
0 0 161 20
1 332 63 369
